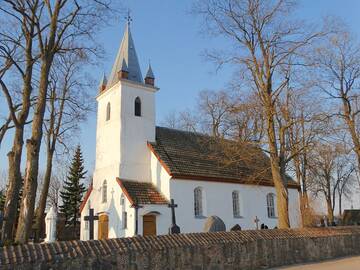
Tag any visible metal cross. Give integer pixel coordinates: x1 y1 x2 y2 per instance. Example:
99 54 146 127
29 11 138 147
254 216 260 230
125 9 132 26
84 208 98 240
168 199 180 234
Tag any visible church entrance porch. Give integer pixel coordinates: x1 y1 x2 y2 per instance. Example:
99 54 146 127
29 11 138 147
143 215 156 236
98 214 109 240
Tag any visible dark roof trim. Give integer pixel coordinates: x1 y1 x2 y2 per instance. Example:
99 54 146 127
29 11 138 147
147 142 300 190
79 183 93 213
116 178 135 206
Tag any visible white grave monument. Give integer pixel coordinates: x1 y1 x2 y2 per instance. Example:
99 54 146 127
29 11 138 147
45 206 57 242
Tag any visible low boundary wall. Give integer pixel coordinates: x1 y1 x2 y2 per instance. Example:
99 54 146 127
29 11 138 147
1 227 360 269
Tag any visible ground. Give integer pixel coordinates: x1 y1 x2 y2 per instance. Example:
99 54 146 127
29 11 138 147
274 256 360 270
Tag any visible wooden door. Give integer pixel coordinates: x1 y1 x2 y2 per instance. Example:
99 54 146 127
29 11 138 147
143 215 156 236
98 214 109 240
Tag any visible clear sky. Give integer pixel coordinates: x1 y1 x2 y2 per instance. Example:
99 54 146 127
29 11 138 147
1 0 360 208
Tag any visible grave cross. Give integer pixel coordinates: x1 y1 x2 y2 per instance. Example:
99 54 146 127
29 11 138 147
168 199 180 234
254 216 260 230
84 208 98 240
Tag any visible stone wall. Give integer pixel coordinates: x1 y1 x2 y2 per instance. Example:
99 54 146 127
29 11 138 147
1 227 360 270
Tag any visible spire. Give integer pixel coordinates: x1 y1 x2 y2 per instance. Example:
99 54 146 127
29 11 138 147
145 63 155 79
99 73 107 92
145 62 155 86
107 22 143 88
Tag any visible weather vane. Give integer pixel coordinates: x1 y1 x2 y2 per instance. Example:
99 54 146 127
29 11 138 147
125 9 132 26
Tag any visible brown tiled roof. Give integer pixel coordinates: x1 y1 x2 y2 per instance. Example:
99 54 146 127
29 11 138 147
149 127 299 189
117 178 169 205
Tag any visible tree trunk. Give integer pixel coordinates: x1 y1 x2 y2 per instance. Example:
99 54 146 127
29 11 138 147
16 61 52 243
267 109 290 228
326 198 334 224
1 127 24 243
34 149 54 242
338 192 342 217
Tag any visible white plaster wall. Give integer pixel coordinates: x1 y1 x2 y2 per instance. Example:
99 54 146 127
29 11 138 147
119 80 157 182
150 151 171 198
169 179 301 233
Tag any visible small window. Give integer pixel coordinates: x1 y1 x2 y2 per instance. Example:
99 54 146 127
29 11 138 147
232 191 240 218
194 187 203 217
106 102 111 121
266 193 276 218
102 180 107 203
135 97 141 116
120 194 125 205
122 211 127 229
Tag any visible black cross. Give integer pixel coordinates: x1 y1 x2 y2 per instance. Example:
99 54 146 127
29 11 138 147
168 199 180 234
131 202 143 235
84 208 98 240
125 9 132 26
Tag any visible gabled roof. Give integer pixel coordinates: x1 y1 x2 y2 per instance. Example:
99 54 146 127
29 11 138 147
107 24 143 88
116 178 169 205
148 127 300 189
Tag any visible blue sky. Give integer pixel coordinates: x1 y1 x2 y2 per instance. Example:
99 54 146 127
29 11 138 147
1 0 360 207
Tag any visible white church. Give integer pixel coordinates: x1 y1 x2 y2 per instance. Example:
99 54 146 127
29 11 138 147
80 22 301 240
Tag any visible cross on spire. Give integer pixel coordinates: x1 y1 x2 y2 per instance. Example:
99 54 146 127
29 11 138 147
125 9 132 26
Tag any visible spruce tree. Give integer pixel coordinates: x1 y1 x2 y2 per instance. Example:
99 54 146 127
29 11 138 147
60 145 87 228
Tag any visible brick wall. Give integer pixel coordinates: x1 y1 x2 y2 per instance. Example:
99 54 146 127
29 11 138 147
1 227 360 269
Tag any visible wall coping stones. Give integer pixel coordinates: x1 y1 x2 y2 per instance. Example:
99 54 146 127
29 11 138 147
1 226 360 269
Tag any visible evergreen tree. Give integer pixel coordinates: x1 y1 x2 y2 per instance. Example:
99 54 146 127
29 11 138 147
60 145 87 228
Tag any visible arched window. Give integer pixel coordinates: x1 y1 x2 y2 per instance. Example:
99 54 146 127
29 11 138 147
106 102 111 121
232 191 240 218
120 193 125 205
134 97 141 116
266 193 275 218
102 180 107 203
194 187 203 217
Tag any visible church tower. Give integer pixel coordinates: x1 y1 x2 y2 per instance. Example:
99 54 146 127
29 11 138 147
93 22 158 191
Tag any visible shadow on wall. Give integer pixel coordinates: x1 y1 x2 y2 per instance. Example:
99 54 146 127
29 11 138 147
107 190 123 238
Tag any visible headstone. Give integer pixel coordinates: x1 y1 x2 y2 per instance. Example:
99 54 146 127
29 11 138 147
203 216 226 232
254 216 260 230
230 224 242 231
45 206 57 242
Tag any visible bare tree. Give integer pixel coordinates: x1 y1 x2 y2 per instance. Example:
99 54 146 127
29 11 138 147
308 142 354 223
194 0 322 227
314 29 360 185
0 1 38 243
33 52 92 241
16 0 115 243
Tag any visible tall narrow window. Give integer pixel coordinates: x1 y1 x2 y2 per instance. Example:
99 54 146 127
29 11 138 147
232 191 240 218
106 102 111 121
120 194 125 205
134 97 141 116
266 193 275 218
122 211 127 229
194 187 203 217
102 180 107 203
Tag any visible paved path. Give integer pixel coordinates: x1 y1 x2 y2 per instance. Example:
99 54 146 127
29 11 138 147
272 256 360 270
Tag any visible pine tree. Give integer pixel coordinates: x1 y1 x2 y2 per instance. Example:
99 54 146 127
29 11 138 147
60 145 87 228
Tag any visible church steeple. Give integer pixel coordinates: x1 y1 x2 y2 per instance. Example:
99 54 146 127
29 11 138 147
145 63 155 86
107 22 143 88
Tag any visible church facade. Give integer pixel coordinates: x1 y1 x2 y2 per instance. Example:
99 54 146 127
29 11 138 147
80 23 301 241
